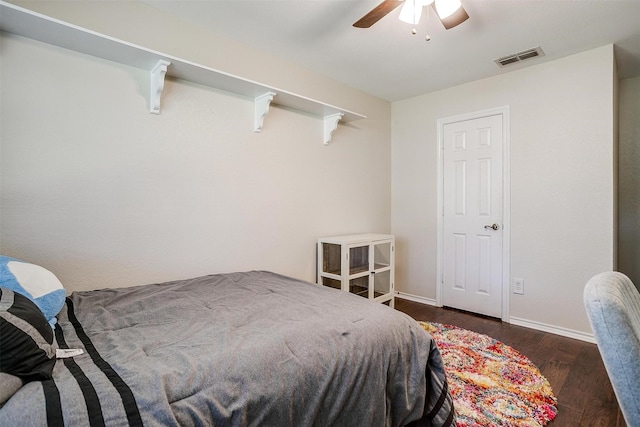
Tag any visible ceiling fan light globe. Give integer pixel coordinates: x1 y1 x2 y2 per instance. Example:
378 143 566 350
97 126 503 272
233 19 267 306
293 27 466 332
434 0 462 19
399 0 423 24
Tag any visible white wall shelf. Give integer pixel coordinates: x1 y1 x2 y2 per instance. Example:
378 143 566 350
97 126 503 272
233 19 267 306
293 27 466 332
0 1 366 144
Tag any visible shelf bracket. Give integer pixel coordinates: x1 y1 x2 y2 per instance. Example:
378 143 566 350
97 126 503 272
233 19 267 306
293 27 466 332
254 91 277 132
323 112 344 145
150 60 171 114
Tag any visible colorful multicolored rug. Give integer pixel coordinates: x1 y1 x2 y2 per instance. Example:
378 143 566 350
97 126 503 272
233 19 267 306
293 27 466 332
419 321 557 427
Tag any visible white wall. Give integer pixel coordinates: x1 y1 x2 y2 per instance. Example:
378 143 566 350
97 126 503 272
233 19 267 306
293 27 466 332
392 45 616 334
618 76 640 287
0 3 391 292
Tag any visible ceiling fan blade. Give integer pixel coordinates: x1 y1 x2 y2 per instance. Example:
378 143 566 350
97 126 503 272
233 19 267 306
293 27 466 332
353 0 403 28
437 4 469 30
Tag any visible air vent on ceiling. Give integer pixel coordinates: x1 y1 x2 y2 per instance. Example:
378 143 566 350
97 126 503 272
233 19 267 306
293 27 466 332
494 46 545 68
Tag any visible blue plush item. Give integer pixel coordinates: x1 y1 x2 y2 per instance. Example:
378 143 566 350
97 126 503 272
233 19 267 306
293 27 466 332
0 256 65 328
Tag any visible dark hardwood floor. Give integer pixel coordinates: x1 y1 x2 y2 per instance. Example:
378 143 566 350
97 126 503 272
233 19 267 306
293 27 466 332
395 298 626 427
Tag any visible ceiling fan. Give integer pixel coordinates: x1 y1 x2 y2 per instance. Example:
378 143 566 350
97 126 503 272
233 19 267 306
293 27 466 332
353 0 469 30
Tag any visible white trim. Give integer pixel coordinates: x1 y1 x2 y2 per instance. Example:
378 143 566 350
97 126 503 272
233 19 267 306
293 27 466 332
510 316 596 344
436 119 444 308
501 108 511 322
395 292 438 306
396 291 597 344
436 106 511 322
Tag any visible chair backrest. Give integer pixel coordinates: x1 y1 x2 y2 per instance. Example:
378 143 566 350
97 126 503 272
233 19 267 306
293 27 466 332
584 272 640 426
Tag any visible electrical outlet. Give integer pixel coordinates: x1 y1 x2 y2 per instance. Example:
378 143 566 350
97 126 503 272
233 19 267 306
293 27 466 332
513 278 524 295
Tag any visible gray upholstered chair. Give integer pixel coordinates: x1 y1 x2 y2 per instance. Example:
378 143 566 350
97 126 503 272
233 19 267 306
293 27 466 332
584 272 640 426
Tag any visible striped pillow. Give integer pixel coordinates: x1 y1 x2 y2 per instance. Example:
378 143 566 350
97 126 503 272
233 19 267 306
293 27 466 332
0 287 58 403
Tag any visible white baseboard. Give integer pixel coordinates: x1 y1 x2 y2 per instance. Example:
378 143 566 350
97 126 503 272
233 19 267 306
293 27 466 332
509 316 596 344
395 292 596 344
395 292 438 306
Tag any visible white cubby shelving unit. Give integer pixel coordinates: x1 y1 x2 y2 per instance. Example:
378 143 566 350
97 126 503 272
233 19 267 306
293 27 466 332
317 234 395 307
0 1 366 144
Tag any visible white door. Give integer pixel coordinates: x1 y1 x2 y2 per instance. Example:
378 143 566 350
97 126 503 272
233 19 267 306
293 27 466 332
442 114 504 318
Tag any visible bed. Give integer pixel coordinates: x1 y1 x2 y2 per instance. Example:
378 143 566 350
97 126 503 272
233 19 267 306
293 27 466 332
1 270 455 426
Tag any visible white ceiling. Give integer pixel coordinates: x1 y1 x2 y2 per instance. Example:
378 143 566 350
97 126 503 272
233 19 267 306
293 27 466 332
142 0 640 101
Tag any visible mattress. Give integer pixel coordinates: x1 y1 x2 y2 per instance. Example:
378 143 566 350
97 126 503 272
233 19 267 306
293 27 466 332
0 270 455 426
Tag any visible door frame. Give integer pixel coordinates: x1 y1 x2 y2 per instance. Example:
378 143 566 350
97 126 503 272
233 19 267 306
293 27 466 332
436 106 511 322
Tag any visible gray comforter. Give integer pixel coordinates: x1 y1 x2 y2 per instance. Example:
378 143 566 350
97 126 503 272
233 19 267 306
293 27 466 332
1 271 455 426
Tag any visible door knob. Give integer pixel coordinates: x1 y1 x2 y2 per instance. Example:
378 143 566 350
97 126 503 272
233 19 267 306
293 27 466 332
484 224 500 231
